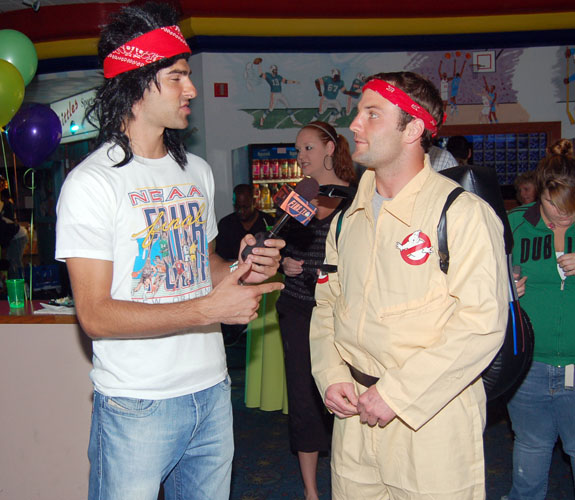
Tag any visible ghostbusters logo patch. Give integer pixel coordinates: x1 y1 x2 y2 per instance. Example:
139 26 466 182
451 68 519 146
317 270 329 284
396 230 433 265
317 260 329 284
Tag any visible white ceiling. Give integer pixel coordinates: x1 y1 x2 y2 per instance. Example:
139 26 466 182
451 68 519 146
25 69 103 104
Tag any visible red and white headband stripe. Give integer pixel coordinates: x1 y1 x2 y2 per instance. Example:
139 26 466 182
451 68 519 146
362 79 439 137
103 25 191 79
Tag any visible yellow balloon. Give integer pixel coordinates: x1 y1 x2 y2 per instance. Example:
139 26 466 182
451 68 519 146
0 29 38 86
0 59 25 128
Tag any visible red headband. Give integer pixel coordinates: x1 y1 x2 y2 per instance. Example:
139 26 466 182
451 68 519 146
103 25 191 79
362 79 439 137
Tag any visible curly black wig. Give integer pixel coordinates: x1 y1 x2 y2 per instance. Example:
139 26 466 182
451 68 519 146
87 2 190 168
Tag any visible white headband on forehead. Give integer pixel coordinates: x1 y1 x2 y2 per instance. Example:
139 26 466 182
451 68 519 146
305 123 338 144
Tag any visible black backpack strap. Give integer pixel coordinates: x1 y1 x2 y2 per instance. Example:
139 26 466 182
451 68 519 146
437 187 465 274
319 203 347 274
335 208 345 251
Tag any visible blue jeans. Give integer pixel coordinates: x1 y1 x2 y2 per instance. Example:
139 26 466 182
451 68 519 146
88 376 233 500
506 361 575 500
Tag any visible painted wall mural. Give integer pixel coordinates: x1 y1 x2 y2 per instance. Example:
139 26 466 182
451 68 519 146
197 46 575 218
560 47 575 124
218 49 536 130
406 49 525 125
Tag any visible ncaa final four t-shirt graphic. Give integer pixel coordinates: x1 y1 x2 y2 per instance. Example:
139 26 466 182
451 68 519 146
129 183 211 303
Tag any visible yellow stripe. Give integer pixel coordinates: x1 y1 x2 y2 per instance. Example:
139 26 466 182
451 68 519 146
36 38 98 60
36 12 575 60
180 12 575 37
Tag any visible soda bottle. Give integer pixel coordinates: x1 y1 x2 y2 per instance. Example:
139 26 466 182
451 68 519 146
251 159 260 180
281 160 289 179
295 160 302 178
257 184 266 210
261 184 271 209
261 159 270 179
270 159 280 179
253 183 261 207
288 159 298 179
269 183 279 205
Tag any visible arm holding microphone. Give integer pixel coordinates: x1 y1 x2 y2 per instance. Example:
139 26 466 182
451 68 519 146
210 230 286 286
240 177 320 262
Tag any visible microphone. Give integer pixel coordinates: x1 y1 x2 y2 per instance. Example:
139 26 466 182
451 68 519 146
241 177 319 260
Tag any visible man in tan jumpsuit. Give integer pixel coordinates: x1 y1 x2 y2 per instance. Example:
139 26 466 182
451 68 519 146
310 71 508 500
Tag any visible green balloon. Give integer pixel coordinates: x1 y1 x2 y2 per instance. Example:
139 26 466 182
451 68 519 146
0 59 25 128
0 29 38 86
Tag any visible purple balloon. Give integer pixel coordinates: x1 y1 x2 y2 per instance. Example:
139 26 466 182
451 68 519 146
7 103 62 167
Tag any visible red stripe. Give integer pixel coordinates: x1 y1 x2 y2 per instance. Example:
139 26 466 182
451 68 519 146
0 0 571 43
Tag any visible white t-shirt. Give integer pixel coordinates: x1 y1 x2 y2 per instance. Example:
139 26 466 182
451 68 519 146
56 144 226 399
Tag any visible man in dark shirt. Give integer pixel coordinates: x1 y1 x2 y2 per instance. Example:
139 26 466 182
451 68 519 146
0 216 21 276
446 135 472 166
216 184 274 344
215 184 273 261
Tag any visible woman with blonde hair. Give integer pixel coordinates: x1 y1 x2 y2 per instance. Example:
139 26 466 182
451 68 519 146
505 138 575 500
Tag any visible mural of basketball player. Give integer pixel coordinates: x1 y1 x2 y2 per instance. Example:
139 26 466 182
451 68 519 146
565 47 575 84
313 69 348 125
438 60 454 112
256 60 302 127
345 72 366 116
449 58 467 115
477 87 491 124
483 76 498 123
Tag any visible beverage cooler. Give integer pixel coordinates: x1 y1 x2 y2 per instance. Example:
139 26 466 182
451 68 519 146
231 143 304 215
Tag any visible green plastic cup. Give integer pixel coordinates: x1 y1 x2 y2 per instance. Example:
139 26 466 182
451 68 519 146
6 279 26 308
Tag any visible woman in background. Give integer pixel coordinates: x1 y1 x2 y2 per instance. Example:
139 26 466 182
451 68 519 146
0 189 16 221
276 121 357 500
514 170 538 206
505 139 575 500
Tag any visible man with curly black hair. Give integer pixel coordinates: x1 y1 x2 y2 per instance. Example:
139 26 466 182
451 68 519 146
55 3 284 499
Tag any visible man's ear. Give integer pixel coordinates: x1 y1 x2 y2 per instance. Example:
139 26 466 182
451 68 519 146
404 118 425 145
130 99 142 121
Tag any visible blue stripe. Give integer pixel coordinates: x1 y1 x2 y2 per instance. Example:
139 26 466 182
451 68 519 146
37 29 575 74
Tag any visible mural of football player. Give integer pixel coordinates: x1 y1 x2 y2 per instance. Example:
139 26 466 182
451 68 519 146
256 60 302 127
313 68 348 125
345 72 366 115
243 57 263 91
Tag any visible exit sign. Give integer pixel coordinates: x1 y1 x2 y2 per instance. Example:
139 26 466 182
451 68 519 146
214 83 228 97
